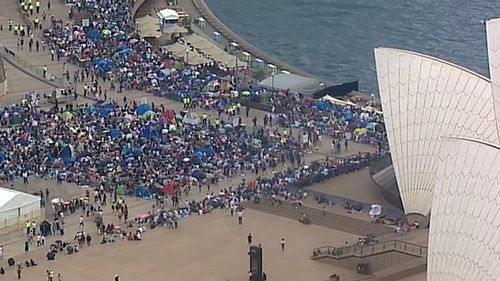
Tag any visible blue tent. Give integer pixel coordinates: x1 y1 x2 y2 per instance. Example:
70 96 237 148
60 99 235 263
192 170 206 181
110 129 122 139
99 107 113 117
87 30 102 41
343 111 354 121
315 101 332 111
142 124 152 138
136 104 152 115
135 187 151 198
101 102 115 109
86 105 95 114
59 144 76 164
0 152 5 163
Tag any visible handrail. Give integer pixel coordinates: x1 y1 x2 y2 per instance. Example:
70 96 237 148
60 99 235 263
312 240 427 259
0 45 62 88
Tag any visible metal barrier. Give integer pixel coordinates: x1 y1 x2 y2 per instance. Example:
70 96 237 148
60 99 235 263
0 45 62 88
312 240 427 260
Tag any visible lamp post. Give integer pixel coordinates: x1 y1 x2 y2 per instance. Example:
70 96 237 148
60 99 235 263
234 49 239 92
272 72 275 95
186 49 189 65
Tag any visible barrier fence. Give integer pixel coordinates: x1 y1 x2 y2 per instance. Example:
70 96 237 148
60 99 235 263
0 209 45 240
312 240 428 260
0 45 62 87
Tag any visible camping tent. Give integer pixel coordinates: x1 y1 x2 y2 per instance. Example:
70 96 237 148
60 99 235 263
116 185 127 196
182 112 201 125
59 144 75 161
136 103 152 115
135 187 152 199
0 187 41 227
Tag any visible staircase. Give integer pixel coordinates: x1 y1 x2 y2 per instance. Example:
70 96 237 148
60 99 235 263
241 200 393 236
311 241 427 280
311 240 427 261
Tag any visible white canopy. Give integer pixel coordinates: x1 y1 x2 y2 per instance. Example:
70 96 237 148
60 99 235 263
0 187 41 223
322 95 356 106
259 73 323 95
157 9 179 21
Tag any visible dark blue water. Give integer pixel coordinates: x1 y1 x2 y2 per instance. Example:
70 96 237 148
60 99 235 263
206 0 500 95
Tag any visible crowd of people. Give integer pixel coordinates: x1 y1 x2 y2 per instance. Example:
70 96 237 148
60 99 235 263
0 0 398 279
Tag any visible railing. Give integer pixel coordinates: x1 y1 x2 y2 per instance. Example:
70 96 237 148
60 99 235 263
0 209 45 240
312 240 427 260
0 46 62 87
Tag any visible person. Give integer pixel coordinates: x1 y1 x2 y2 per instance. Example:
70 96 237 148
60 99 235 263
247 233 252 245
16 263 23 279
238 210 243 225
24 239 29 254
0 245 4 260
57 273 62 281
79 216 84 228
86 233 92 246
114 274 120 281
281 238 286 251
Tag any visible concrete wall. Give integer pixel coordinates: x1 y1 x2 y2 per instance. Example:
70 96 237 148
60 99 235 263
0 56 7 96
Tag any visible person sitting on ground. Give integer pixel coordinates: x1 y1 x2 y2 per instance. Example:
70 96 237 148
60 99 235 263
134 231 142 241
0 267 4 275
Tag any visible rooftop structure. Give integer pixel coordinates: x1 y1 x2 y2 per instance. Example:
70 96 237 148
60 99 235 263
375 17 500 281
374 47 498 217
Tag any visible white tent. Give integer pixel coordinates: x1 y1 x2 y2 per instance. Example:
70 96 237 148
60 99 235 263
156 9 179 21
183 112 201 125
0 187 41 227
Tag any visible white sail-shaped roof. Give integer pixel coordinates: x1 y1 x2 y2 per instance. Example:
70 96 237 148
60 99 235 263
374 47 498 216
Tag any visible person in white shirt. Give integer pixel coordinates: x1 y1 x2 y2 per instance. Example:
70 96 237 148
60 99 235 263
79 216 84 228
238 210 243 225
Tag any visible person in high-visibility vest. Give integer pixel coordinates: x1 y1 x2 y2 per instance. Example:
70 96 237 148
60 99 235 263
33 17 39 29
13 24 18 36
29 3 34 15
35 0 40 13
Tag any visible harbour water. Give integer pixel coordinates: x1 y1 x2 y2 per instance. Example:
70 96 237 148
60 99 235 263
206 0 500 95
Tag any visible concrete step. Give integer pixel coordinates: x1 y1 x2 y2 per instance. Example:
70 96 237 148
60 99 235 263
242 200 393 237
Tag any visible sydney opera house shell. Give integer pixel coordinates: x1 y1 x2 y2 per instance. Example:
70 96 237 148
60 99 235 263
375 18 500 281
374 47 497 217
